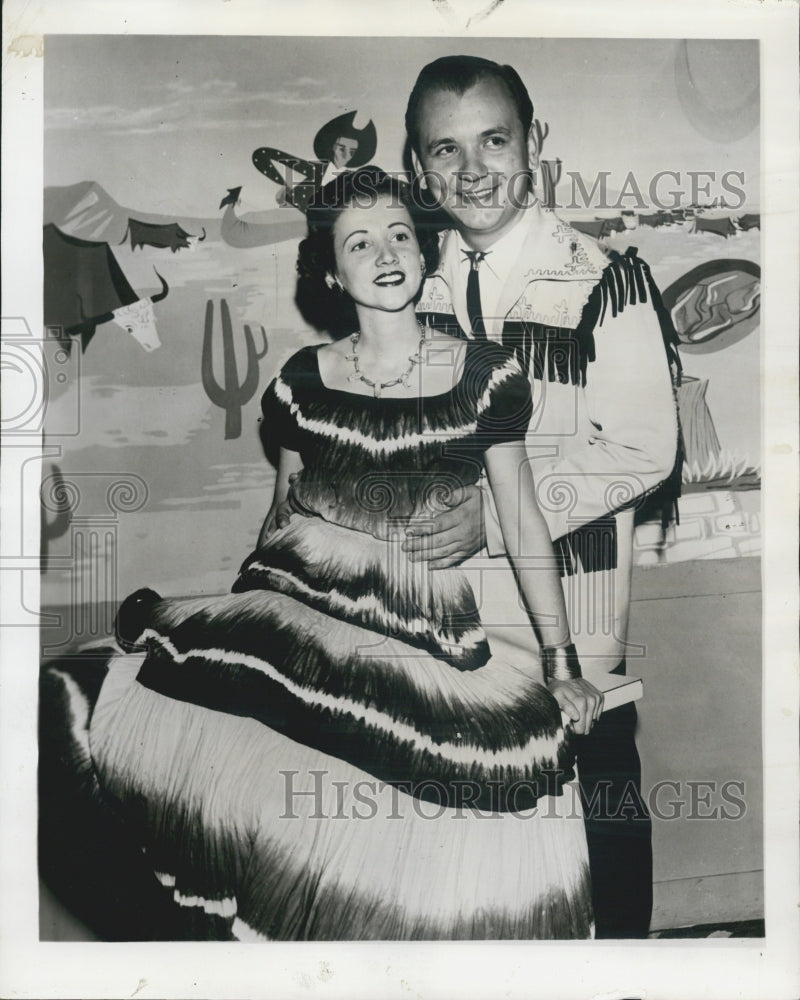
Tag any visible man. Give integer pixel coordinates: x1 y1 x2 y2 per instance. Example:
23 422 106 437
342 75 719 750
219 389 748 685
403 55 680 938
253 110 378 213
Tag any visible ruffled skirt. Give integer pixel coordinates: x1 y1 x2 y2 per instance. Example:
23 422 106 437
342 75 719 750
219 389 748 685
88 517 593 939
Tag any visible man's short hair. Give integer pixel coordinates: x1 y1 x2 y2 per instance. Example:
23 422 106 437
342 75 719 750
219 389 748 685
405 55 534 155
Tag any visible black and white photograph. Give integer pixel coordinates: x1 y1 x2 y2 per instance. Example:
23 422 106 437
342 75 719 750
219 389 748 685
1 1 798 998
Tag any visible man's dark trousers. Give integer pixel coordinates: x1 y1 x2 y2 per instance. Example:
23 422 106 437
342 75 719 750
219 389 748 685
574 660 653 938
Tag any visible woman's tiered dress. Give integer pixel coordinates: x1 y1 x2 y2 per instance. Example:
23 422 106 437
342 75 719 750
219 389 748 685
88 338 593 940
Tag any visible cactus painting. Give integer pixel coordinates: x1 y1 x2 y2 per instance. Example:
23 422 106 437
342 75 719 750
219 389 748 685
532 119 562 210
201 299 268 440
40 465 74 572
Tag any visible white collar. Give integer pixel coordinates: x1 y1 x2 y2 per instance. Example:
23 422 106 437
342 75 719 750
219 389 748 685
455 204 531 285
423 202 609 333
435 201 608 285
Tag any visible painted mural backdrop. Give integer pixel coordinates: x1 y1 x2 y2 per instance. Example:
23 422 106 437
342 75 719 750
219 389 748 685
38 36 760 653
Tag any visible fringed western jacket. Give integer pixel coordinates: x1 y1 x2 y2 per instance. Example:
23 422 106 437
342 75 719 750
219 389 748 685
417 202 681 673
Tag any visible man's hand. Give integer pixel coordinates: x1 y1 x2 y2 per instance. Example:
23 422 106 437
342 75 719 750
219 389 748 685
547 678 604 735
272 472 304 529
401 484 485 570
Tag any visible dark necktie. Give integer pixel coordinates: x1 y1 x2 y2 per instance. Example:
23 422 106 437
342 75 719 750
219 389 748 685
464 250 489 340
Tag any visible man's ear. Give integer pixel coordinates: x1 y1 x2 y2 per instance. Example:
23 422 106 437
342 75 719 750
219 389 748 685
411 149 427 189
526 125 541 172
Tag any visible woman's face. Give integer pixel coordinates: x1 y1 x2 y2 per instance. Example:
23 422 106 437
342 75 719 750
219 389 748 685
331 194 425 314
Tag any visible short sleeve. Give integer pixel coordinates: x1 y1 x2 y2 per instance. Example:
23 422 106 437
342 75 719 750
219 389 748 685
474 348 533 446
260 372 302 453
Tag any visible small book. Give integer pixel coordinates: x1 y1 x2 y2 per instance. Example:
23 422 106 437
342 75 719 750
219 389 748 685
583 670 643 713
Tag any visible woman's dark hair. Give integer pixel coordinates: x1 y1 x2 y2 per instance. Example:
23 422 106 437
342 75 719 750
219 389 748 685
405 55 534 156
295 167 441 338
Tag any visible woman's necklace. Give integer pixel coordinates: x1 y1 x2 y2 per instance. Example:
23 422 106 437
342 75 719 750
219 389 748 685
345 324 427 398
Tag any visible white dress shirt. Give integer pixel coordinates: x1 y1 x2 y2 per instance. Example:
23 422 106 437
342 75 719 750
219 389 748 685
456 206 532 340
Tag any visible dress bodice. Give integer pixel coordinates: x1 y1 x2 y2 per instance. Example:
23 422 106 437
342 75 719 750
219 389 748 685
260 338 532 540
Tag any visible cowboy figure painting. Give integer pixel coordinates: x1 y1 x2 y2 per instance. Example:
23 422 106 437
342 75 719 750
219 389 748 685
252 110 378 214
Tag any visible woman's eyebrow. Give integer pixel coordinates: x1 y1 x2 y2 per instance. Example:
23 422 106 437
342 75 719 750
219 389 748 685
344 221 409 241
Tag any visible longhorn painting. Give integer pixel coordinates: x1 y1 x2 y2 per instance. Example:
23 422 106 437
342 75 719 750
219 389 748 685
43 223 169 352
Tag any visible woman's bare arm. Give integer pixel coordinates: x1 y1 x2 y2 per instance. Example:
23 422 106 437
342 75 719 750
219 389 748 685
484 442 603 733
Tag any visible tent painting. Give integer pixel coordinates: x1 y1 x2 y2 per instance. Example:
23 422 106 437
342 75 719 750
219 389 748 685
570 218 607 240
736 213 761 232
638 211 671 228
692 215 737 238
570 217 625 240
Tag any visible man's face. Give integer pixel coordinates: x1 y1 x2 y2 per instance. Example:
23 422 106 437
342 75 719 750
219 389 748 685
332 136 359 168
411 76 538 248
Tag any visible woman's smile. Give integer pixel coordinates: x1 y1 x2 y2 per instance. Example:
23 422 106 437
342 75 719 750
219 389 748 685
373 269 407 287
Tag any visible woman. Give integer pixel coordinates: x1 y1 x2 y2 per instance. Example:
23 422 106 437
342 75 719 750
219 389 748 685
87 168 600 941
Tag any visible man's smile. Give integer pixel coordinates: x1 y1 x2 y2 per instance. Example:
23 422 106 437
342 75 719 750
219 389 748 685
457 183 501 207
